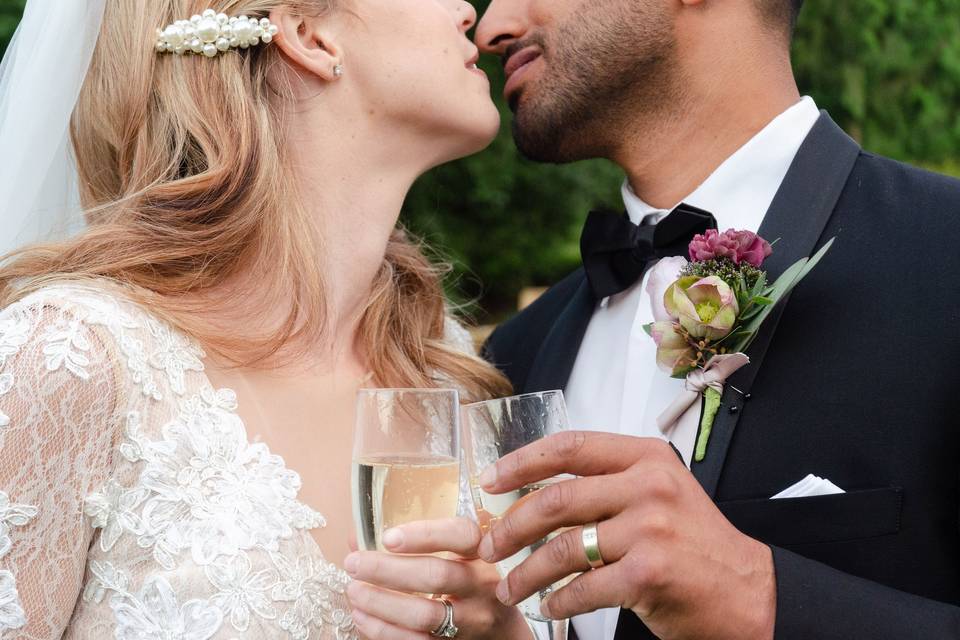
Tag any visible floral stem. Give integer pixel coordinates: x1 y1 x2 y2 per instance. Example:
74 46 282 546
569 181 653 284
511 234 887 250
694 387 723 462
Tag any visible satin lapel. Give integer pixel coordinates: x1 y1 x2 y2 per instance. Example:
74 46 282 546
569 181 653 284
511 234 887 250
689 112 861 498
523 273 596 393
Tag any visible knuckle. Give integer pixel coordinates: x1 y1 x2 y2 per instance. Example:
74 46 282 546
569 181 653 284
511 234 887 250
507 450 528 479
496 513 520 546
537 482 570 518
548 530 576 567
639 467 680 502
459 518 482 551
640 512 673 540
553 430 587 458
568 573 591 604
426 558 453 592
474 606 497 632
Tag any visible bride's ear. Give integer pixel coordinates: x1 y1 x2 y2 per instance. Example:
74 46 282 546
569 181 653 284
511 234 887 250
269 7 344 82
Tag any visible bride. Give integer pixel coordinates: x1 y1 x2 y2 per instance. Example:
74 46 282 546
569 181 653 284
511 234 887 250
0 0 532 638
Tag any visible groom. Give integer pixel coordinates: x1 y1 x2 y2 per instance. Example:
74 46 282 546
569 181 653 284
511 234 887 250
475 0 960 639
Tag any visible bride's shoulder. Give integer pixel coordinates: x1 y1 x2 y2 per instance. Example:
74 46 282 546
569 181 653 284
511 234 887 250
443 314 478 356
1 278 202 398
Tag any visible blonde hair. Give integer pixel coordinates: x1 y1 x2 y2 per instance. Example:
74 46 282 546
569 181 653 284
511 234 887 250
0 0 511 402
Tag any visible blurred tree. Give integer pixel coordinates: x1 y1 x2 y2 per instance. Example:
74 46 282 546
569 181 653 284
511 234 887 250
793 0 960 165
1 0 958 319
0 0 24 59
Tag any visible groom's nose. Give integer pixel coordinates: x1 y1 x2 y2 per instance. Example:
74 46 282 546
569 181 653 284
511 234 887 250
475 0 528 56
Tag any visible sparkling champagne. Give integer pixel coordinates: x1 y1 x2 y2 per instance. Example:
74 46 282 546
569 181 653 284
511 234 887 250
353 454 461 552
472 479 570 622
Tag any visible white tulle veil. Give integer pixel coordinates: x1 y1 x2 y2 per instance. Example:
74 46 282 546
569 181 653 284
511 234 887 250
0 0 107 256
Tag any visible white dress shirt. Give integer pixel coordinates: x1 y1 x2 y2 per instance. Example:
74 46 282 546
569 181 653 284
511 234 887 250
564 96 821 640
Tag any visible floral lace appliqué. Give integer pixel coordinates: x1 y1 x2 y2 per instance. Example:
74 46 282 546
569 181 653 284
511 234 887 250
86 562 223 640
0 491 39 632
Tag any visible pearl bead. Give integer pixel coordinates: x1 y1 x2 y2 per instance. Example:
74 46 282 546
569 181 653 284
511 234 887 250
191 14 201 23
268 25 279 36
196 18 220 42
229 37 240 47
203 43 218 57
163 25 186 46
217 13 229 24
155 41 166 52
233 20 254 40
253 26 263 38
190 39 203 53
240 41 250 49
215 37 230 51
260 18 270 28
261 32 273 44
202 9 216 18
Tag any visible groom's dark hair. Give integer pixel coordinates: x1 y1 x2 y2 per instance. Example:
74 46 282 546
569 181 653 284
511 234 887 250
757 0 804 40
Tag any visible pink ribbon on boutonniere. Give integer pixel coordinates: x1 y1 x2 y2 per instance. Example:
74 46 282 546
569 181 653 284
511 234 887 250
656 353 750 462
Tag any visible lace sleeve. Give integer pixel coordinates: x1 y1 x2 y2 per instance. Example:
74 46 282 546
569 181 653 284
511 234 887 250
0 300 122 638
443 316 477 356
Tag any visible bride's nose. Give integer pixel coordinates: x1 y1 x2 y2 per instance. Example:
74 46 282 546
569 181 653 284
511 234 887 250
456 1 478 33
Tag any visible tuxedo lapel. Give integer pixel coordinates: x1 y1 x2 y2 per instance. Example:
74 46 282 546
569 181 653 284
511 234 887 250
523 273 596 393
689 112 861 498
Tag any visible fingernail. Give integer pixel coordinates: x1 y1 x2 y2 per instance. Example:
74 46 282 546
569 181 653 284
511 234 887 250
496 579 511 605
479 464 497 488
344 553 359 576
382 528 404 549
478 535 494 561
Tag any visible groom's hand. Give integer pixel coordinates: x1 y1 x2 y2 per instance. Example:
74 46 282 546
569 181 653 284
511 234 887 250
476 432 775 640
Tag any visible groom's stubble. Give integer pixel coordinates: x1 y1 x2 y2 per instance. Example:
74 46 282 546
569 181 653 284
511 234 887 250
509 0 682 164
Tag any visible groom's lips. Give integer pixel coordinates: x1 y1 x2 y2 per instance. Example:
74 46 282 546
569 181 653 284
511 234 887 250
503 48 542 99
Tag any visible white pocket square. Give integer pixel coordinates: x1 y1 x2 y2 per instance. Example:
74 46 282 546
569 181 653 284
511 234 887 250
770 474 845 499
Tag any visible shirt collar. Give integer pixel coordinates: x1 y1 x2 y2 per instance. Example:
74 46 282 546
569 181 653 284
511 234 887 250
622 96 821 232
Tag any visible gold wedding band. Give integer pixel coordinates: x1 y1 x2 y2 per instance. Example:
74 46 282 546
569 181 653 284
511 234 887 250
582 522 606 569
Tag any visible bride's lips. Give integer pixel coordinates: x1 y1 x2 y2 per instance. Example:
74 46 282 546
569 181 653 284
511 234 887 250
503 48 542 99
466 53 487 79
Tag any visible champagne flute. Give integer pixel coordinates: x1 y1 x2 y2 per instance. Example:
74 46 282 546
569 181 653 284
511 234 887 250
352 388 461 552
462 390 571 640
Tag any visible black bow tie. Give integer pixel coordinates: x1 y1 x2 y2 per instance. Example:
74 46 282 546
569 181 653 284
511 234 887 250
580 203 718 299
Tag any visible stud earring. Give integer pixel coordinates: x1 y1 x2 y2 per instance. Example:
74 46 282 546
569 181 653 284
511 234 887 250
333 64 344 78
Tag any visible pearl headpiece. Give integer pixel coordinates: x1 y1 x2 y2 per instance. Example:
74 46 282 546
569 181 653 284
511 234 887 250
155 9 279 58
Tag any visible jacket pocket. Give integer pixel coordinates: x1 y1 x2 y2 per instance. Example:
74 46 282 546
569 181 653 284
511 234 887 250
717 487 902 547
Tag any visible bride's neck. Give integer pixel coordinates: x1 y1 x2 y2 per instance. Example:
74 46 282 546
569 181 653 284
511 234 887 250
204 114 427 369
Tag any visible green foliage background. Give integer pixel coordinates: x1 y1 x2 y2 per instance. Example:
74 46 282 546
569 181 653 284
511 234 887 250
2 1 958 318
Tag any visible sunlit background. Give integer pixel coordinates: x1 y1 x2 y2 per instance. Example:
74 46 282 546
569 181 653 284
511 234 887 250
2 1 958 324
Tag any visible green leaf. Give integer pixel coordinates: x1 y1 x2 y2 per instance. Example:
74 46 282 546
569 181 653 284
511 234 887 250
642 323 653 337
728 239 834 353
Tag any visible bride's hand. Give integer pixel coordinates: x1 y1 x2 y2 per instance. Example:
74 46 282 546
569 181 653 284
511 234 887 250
344 517 531 639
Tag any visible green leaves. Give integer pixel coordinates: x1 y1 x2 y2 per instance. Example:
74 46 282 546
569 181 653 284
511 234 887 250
727 238 834 353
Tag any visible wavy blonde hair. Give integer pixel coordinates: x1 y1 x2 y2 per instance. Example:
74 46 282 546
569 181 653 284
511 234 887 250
0 0 510 401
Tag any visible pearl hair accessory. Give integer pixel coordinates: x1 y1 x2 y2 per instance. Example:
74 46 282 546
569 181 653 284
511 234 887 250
155 9 279 58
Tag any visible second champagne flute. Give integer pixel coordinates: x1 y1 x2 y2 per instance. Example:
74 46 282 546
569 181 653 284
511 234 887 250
352 388 461 552
462 390 571 640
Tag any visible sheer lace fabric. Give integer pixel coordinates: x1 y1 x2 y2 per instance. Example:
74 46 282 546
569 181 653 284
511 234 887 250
0 281 483 639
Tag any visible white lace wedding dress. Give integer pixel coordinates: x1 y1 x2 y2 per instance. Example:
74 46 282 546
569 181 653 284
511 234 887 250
0 280 475 640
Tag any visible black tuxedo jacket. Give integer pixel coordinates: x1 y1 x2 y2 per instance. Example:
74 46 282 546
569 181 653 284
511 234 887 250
483 113 960 639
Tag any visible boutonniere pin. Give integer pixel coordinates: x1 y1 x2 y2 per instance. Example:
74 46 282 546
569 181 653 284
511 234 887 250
644 229 833 462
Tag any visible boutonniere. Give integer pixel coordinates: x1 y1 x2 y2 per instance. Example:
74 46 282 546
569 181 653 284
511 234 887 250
644 229 833 462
